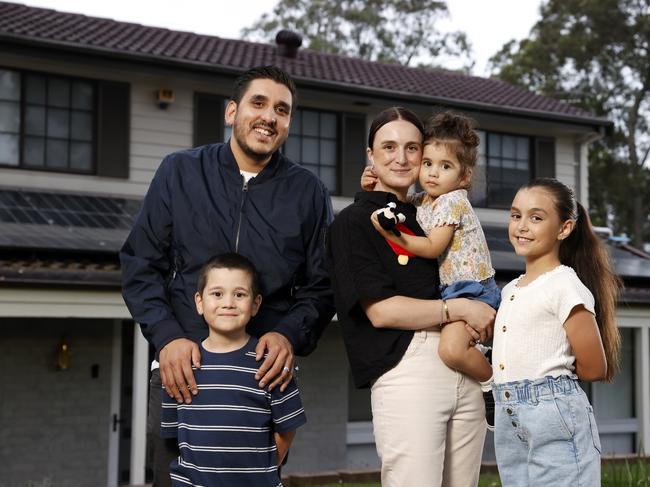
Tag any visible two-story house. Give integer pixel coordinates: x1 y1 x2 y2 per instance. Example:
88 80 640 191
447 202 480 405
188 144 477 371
1 3 649 486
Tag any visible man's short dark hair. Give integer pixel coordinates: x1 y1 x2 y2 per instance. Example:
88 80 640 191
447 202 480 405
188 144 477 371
231 65 297 108
196 253 261 297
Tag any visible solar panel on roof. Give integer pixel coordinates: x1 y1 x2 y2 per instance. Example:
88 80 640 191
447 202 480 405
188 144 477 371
0 189 140 230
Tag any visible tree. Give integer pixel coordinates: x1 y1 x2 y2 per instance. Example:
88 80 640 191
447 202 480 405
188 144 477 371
489 0 650 247
241 0 473 69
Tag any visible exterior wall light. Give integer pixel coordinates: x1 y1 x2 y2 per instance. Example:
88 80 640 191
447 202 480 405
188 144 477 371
56 339 71 370
157 88 175 109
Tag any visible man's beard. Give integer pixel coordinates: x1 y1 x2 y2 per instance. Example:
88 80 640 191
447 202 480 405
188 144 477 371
232 121 284 162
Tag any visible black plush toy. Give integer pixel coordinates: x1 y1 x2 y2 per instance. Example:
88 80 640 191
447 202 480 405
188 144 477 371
376 202 406 236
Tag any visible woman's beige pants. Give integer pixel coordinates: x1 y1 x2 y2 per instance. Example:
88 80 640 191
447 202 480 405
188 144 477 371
371 329 487 487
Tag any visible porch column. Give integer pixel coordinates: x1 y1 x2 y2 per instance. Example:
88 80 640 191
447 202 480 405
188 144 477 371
130 324 149 485
107 320 123 486
637 326 650 453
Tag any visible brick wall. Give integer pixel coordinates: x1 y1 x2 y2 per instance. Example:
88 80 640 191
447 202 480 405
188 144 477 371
283 323 348 473
0 318 113 487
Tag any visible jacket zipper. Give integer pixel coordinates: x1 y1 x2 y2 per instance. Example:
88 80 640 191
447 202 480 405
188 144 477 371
235 177 249 252
167 249 179 289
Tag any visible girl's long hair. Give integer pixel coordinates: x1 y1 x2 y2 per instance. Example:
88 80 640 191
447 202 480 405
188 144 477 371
522 178 622 382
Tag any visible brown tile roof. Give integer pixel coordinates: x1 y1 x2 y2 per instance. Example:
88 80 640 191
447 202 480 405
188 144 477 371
0 1 609 126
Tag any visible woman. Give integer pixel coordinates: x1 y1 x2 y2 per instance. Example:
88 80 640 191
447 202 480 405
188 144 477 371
328 107 495 487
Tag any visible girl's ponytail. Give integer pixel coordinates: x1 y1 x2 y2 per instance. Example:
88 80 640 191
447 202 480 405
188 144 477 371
559 202 622 382
523 178 622 382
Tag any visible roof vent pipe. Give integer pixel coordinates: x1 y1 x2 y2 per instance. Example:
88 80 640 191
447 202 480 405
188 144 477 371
275 30 302 58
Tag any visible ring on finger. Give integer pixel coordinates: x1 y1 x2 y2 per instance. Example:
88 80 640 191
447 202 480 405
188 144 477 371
282 366 290 373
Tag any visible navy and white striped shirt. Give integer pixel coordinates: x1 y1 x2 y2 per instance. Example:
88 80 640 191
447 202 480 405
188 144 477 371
161 337 306 486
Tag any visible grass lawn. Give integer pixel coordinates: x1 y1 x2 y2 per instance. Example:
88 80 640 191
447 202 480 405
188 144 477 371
314 477 502 487
314 480 502 487
312 460 650 486
478 474 502 486
315 477 502 487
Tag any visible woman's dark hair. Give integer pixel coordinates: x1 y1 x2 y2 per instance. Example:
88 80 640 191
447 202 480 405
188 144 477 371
231 65 297 108
424 111 479 179
522 178 621 382
367 107 424 148
196 252 261 297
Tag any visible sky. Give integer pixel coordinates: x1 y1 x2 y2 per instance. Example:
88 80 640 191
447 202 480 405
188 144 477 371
15 0 543 76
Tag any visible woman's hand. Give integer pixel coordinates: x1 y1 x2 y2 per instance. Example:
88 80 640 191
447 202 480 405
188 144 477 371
449 298 495 343
361 165 378 191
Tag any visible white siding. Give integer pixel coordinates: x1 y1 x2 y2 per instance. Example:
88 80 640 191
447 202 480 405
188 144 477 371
129 83 193 190
578 139 590 207
0 288 130 318
555 136 578 189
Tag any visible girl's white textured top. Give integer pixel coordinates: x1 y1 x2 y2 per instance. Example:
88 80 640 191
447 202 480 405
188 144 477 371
414 189 495 285
492 265 595 383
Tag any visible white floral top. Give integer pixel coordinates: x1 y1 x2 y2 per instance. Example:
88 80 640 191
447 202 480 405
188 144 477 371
414 189 495 286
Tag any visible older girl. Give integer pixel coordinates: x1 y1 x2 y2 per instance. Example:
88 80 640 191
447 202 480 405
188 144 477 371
493 178 621 486
328 107 495 487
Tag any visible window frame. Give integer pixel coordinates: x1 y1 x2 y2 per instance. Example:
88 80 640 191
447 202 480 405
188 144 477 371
283 107 341 195
219 101 344 194
472 129 534 209
0 66 98 175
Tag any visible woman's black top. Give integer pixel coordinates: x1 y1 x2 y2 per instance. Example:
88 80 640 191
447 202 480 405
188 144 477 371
327 191 440 388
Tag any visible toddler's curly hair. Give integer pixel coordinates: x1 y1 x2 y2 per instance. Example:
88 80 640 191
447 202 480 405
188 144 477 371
424 111 480 180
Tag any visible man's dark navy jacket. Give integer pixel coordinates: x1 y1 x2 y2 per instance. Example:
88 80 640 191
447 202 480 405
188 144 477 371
120 142 335 356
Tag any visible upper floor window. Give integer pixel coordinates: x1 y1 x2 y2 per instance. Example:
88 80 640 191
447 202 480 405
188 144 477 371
470 130 531 209
220 105 341 194
0 68 95 174
284 108 339 194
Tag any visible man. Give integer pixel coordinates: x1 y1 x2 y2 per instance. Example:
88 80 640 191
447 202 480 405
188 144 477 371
120 65 335 487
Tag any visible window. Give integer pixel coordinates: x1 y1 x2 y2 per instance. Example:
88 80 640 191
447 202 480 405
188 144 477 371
0 68 96 173
284 109 339 194
215 102 344 193
211 100 352 196
0 70 20 166
469 130 531 209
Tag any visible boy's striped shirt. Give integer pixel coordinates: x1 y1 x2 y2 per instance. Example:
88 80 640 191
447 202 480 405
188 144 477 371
161 337 305 486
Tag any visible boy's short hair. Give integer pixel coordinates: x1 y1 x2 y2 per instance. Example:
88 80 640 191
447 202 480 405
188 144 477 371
231 65 297 109
424 111 480 179
196 253 261 297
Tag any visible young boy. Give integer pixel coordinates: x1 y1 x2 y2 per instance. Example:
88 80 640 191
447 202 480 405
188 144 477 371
161 253 306 486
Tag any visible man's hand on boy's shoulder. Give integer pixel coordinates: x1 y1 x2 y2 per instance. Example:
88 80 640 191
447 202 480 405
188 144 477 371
255 332 295 393
160 337 201 404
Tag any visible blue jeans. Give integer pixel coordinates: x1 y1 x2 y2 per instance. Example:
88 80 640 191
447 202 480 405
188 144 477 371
440 277 501 309
493 375 601 487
